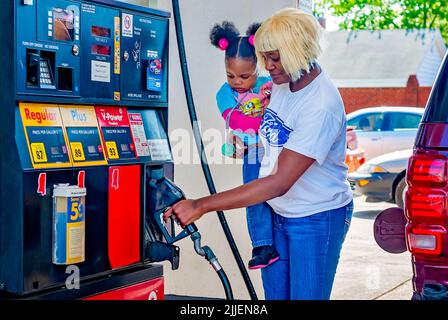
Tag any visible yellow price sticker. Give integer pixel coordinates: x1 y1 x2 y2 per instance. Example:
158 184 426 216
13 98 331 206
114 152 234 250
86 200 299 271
70 142 85 161
105 141 119 159
30 143 48 163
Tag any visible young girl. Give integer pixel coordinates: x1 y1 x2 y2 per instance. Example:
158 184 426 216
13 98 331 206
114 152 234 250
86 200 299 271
209 21 279 269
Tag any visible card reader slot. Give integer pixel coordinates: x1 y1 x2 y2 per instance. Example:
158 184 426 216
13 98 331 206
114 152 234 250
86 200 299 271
26 49 40 88
26 49 56 90
58 67 73 91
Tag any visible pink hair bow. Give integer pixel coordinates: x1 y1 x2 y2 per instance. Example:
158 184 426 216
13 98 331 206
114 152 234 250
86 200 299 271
248 35 255 46
218 38 229 50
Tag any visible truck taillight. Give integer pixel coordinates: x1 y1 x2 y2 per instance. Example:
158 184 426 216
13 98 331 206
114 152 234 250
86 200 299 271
408 154 447 187
407 225 446 256
405 190 446 218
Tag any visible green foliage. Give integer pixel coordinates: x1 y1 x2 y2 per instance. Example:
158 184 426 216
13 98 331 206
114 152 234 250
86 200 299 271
315 0 448 43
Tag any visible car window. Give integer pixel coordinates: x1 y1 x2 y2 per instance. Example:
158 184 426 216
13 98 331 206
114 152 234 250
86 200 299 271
348 113 385 132
388 113 422 131
424 53 448 122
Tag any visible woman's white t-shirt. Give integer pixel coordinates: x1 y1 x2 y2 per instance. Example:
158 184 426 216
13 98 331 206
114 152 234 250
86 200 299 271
258 70 353 218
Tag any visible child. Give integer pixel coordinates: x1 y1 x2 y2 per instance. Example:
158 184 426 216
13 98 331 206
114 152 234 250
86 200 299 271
210 21 279 269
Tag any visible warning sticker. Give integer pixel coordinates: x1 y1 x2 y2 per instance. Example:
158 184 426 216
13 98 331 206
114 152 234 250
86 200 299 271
128 113 150 157
122 13 133 38
68 225 84 261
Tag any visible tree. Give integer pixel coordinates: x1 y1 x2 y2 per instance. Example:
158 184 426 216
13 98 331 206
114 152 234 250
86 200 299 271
315 0 448 43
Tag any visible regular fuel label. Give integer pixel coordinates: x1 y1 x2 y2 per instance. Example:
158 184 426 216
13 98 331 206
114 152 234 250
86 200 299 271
19 103 71 168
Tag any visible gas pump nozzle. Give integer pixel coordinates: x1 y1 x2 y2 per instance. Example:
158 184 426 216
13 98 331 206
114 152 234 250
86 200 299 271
146 175 233 299
147 176 198 244
144 175 198 270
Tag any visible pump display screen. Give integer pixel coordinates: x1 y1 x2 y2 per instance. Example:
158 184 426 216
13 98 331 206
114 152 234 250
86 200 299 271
91 44 111 56
92 26 111 38
53 9 75 42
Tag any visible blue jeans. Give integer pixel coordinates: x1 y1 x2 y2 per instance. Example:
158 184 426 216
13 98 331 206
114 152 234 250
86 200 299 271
261 200 354 300
242 145 274 248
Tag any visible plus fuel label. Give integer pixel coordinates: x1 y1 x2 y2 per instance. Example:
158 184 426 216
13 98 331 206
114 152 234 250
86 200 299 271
60 106 107 166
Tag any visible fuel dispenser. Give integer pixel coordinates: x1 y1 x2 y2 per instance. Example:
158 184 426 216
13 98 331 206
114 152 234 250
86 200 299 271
0 0 178 299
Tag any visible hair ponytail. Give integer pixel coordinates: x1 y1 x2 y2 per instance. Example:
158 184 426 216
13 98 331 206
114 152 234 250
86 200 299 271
245 22 262 37
210 21 239 50
210 21 261 61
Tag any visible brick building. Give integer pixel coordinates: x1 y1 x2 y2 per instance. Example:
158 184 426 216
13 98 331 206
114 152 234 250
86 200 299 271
319 29 446 114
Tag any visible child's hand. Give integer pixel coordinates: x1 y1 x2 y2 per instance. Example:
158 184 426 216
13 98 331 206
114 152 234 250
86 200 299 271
229 132 246 159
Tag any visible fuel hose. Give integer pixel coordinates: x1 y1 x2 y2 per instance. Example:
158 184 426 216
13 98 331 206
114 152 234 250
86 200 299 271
171 0 258 300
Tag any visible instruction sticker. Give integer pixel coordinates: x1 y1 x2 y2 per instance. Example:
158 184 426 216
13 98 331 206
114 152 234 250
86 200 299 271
122 13 133 38
91 61 111 83
128 113 150 157
148 139 172 161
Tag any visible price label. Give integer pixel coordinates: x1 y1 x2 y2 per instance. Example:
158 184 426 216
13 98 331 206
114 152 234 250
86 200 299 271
105 141 119 159
70 142 85 161
31 143 48 163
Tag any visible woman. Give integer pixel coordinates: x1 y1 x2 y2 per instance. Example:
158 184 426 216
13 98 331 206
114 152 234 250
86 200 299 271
164 8 353 300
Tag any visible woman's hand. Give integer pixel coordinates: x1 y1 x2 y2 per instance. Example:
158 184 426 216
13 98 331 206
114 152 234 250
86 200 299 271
163 199 205 228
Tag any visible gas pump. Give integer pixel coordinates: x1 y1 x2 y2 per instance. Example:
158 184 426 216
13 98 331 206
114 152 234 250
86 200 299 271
0 0 176 299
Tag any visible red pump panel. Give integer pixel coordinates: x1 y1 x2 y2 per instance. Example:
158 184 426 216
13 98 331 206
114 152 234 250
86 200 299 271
84 277 164 300
108 165 141 269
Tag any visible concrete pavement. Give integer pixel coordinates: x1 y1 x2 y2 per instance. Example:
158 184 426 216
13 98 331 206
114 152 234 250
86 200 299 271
331 195 413 300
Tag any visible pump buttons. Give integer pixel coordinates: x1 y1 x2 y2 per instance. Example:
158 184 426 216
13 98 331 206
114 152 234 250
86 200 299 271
123 51 129 62
72 45 80 56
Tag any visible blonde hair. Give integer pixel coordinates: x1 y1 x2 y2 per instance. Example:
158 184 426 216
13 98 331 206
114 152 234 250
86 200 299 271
254 8 323 82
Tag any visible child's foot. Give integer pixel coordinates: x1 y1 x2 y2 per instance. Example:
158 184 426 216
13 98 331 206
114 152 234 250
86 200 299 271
248 245 279 270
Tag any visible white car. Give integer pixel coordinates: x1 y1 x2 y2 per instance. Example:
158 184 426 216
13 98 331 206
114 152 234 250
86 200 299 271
347 106 424 161
348 149 412 208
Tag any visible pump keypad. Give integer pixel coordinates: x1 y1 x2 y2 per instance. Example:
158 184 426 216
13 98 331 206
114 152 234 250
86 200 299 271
39 60 55 89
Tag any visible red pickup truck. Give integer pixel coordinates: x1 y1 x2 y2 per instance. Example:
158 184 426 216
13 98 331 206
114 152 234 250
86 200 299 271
374 51 448 300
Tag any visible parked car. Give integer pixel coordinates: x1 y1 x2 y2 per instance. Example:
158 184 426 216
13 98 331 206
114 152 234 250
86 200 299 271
374 51 448 300
347 106 424 161
348 149 411 208
345 126 365 173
